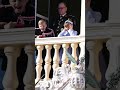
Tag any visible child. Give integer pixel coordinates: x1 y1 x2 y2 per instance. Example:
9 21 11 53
35 19 55 38
58 20 77 37
58 20 79 64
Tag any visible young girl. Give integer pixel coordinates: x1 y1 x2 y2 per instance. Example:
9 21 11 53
58 20 79 65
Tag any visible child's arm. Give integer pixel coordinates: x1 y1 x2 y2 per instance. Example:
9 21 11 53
58 30 66 37
68 30 78 36
42 29 55 37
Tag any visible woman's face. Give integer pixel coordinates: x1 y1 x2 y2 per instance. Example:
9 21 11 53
9 0 29 14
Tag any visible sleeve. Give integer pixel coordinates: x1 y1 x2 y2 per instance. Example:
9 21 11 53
58 30 66 37
68 30 78 36
45 28 55 37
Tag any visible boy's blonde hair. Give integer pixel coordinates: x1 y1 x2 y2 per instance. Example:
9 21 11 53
38 19 47 25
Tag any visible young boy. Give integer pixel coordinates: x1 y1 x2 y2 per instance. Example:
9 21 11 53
35 19 55 38
0 0 35 29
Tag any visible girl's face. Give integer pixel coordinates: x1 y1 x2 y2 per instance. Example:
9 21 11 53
64 23 69 30
9 0 29 14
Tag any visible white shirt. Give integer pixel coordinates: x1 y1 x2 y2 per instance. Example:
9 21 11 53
58 29 77 37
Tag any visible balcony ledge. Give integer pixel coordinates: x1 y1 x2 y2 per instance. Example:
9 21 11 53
0 27 34 46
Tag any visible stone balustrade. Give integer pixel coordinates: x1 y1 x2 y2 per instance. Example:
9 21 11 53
35 36 85 83
0 27 35 90
0 23 120 90
35 23 120 90
86 23 120 90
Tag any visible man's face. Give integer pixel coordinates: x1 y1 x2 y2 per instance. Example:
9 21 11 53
38 21 47 31
58 3 67 15
9 0 28 14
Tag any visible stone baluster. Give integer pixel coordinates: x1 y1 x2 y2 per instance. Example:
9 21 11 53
86 41 95 75
79 42 85 61
94 40 102 81
105 39 119 89
23 45 35 90
62 44 69 67
71 43 78 69
53 44 60 71
2 46 20 90
86 41 101 90
44 45 52 80
79 42 85 73
35 45 44 84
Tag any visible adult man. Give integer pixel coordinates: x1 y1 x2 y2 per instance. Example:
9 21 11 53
85 0 102 23
52 2 77 36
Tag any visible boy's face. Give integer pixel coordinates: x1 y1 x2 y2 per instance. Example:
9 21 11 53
38 21 47 31
9 0 28 14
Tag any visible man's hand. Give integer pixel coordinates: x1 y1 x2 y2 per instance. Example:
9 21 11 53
4 22 17 29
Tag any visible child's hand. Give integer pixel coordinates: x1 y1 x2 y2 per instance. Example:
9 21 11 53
4 22 17 29
42 33 46 37
36 35 45 38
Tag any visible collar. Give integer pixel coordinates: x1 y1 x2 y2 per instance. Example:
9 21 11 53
60 13 67 17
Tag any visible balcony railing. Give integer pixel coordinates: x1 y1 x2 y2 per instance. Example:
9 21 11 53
0 22 120 90
0 27 35 90
86 23 120 90
35 36 85 90
35 23 120 90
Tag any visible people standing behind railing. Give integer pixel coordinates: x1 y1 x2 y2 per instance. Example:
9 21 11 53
35 19 55 38
58 20 79 64
85 0 102 23
51 2 77 36
0 0 35 29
